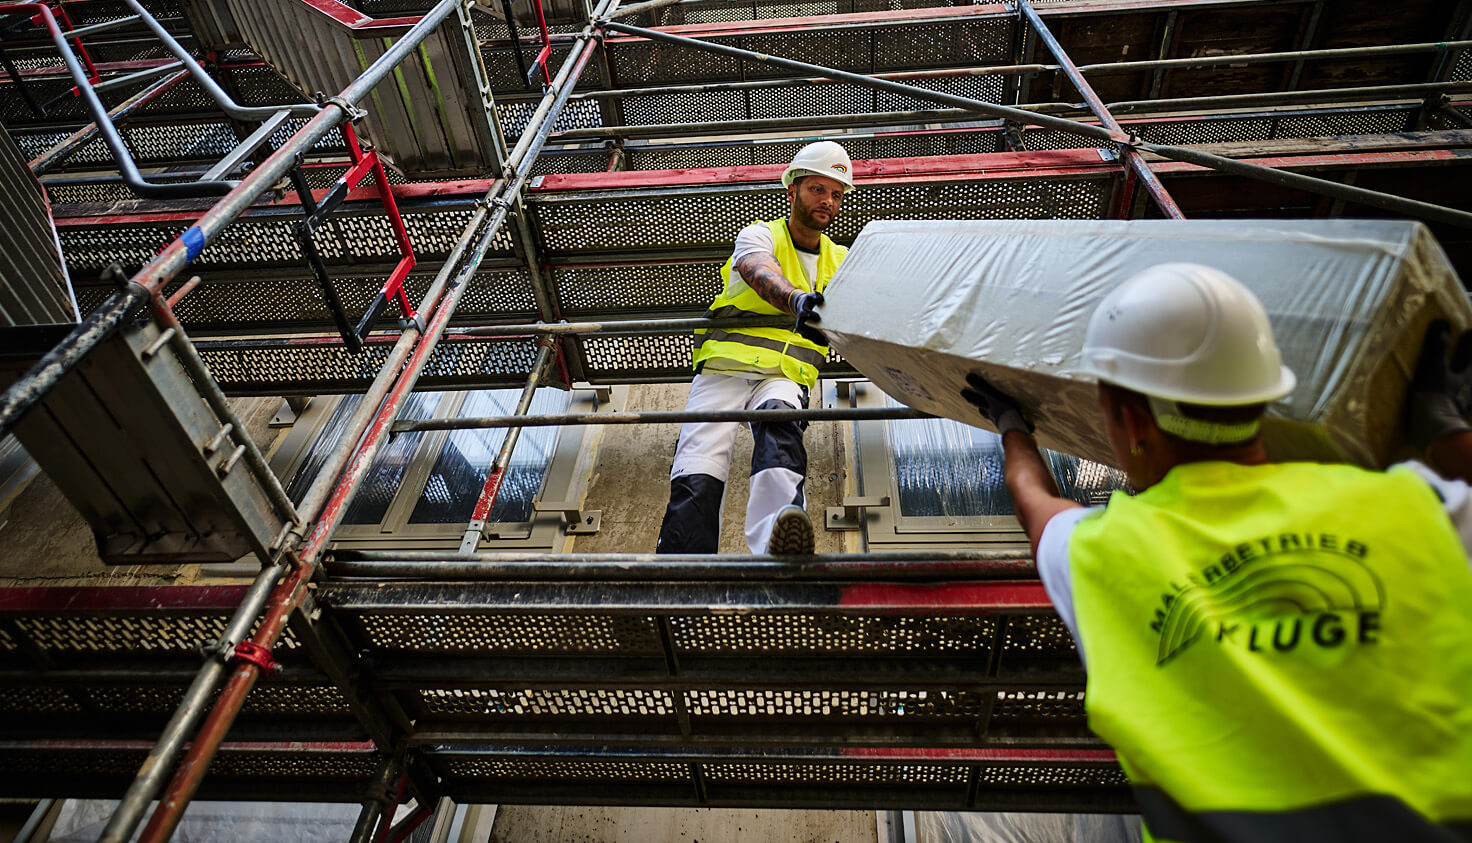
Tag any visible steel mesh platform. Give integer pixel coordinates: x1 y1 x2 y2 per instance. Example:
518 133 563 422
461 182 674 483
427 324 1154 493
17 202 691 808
2 0 1457 165
429 745 1129 810
0 577 1128 809
0 740 381 801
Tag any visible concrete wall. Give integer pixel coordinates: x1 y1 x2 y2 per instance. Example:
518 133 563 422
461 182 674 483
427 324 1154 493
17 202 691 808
490 806 877 843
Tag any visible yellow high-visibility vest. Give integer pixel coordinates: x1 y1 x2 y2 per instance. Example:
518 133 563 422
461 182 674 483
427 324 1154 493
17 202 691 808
692 218 846 388
1068 460 1472 842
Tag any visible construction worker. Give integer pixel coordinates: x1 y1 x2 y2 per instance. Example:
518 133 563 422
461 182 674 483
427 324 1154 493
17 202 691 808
655 141 854 555
961 263 1472 842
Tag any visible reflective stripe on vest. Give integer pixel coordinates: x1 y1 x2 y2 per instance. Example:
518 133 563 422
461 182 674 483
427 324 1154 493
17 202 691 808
1067 462 1472 842
699 329 825 368
707 304 771 320
693 217 846 388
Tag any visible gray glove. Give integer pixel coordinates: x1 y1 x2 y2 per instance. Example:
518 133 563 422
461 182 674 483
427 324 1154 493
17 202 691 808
961 373 1033 437
791 291 827 346
1407 320 1472 449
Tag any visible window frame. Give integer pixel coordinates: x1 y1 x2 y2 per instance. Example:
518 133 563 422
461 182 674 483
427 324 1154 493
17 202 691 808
839 379 1032 551
836 380 1128 552
268 386 603 552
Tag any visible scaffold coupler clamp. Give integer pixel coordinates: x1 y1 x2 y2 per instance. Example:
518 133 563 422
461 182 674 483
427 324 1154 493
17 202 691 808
482 192 515 223
199 638 281 673
318 92 367 124
231 641 282 674
399 312 427 333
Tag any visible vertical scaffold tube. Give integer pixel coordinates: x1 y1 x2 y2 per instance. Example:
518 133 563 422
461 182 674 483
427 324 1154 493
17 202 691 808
92 5 465 841
129 5 617 838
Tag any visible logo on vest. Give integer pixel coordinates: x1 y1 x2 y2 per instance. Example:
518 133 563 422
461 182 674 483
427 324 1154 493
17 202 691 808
1150 532 1385 665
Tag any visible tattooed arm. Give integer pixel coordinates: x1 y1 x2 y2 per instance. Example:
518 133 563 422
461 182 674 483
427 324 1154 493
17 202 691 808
735 252 805 316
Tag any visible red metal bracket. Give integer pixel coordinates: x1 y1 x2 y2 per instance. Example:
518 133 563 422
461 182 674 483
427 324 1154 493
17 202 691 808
231 641 281 673
47 3 99 85
527 0 553 86
342 121 420 330
288 120 420 352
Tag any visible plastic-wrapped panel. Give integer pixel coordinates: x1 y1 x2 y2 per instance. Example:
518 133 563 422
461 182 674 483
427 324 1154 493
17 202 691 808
822 219 1472 468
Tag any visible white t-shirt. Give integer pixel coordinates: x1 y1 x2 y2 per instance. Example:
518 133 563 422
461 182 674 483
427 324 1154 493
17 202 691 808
701 223 821 379
732 222 820 292
1035 460 1472 664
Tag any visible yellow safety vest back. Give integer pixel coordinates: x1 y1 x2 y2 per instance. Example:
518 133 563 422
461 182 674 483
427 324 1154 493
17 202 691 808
692 218 846 388
1068 461 1472 843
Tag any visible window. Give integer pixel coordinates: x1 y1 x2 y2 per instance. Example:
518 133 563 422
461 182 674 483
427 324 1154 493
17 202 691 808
838 381 1130 549
272 386 600 551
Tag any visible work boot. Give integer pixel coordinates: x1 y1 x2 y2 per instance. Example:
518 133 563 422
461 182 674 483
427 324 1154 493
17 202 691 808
765 504 815 555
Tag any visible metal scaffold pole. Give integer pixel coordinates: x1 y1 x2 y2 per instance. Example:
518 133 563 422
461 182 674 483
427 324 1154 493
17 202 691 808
101 1 625 838
459 335 560 553
324 551 1036 580
1015 0 1183 219
393 405 932 433
92 3 469 839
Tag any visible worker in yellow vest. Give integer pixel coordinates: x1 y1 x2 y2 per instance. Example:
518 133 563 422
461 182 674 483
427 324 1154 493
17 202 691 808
961 263 1472 842
655 141 853 555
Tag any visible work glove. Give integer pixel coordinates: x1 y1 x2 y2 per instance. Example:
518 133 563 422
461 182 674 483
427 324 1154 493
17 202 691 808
961 373 1033 437
791 290 827 346
1407 320 1472 449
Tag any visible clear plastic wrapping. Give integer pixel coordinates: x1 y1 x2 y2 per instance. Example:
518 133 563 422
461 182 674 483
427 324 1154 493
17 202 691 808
822 220 1471 468
914 810 1142 843
883 396 1130 517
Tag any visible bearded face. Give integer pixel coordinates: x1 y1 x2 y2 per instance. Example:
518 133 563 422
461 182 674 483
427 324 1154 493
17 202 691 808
787 173 845 232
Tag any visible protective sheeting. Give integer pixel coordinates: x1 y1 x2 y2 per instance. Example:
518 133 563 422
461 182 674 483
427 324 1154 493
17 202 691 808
48 799 372 842
883 395 1129 517
915 811 1142 843
821 220 1471 468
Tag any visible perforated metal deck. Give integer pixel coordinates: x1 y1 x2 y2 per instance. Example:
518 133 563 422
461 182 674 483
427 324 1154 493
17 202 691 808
0 576 1129 809
44 132 1472 393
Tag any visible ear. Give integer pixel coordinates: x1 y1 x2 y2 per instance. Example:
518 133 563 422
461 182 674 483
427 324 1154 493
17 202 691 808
1119 396 1155 449
786 181 798 203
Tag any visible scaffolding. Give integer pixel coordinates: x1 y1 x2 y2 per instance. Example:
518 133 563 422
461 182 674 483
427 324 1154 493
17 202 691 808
0 0 1471 839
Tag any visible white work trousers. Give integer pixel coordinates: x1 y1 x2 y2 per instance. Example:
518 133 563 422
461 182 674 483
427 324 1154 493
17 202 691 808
662 371 808 554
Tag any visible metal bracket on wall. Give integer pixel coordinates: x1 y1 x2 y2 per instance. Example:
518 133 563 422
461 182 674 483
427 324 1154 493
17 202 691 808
825 495 889 531
535 499 601 534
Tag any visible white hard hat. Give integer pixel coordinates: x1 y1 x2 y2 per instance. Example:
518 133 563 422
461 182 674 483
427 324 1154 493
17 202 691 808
1078 263 1296 406
782 141 856 193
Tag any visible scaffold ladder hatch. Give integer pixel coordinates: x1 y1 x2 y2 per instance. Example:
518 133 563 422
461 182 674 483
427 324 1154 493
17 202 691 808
0 131 295 564
189 0 507 178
